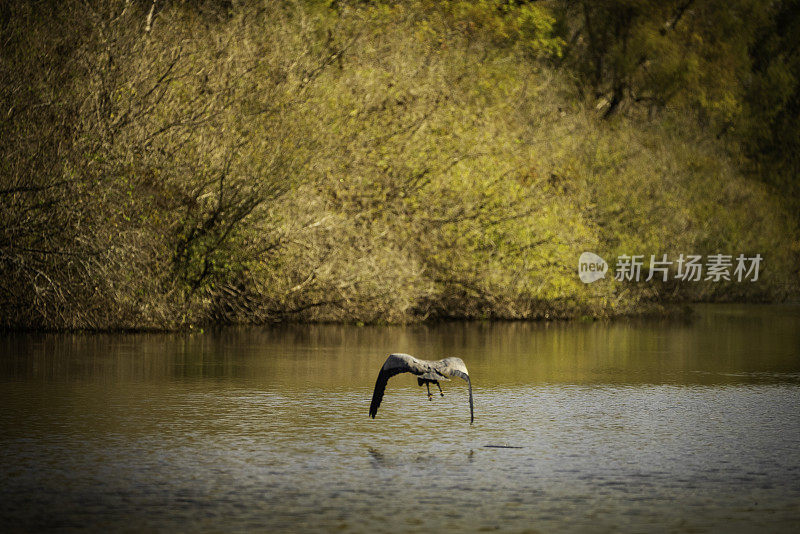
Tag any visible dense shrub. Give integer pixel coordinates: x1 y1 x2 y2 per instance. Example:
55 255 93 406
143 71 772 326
0 0 797 329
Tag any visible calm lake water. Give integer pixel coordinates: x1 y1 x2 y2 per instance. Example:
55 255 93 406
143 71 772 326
1 304 800 532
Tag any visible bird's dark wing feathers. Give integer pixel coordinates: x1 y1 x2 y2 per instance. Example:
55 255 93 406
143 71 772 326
369 367 408 418
449 369 474 424
436 358 473 424
369 354 426 419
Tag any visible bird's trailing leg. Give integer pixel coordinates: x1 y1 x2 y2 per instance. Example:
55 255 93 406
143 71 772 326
436 382 444 397
426 382 432 401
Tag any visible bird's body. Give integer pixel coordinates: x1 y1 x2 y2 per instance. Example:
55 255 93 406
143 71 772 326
369 353 474 424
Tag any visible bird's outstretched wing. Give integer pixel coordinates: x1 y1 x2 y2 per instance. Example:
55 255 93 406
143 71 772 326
437 357 474 424
369 353 427 419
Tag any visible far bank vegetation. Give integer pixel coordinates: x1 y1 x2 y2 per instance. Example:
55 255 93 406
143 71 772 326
1 0 798 329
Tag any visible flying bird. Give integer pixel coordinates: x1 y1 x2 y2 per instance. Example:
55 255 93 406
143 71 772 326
369 353 474 424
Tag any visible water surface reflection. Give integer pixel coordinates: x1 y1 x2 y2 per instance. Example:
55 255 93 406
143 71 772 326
1 304 799 532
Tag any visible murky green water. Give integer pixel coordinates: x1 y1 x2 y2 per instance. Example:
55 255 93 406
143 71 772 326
1 304 799 532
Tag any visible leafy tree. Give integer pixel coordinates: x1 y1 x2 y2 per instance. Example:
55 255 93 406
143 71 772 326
741 0 800 213
552 0 763 126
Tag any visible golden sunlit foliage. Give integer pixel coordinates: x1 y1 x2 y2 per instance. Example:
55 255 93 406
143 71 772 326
0 0 797 329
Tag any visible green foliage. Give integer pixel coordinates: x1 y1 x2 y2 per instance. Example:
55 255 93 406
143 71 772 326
552 0 762 122
739 0 800 214
0 0 796 329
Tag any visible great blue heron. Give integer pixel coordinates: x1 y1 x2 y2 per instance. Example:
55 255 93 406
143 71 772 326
369 353 474 424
